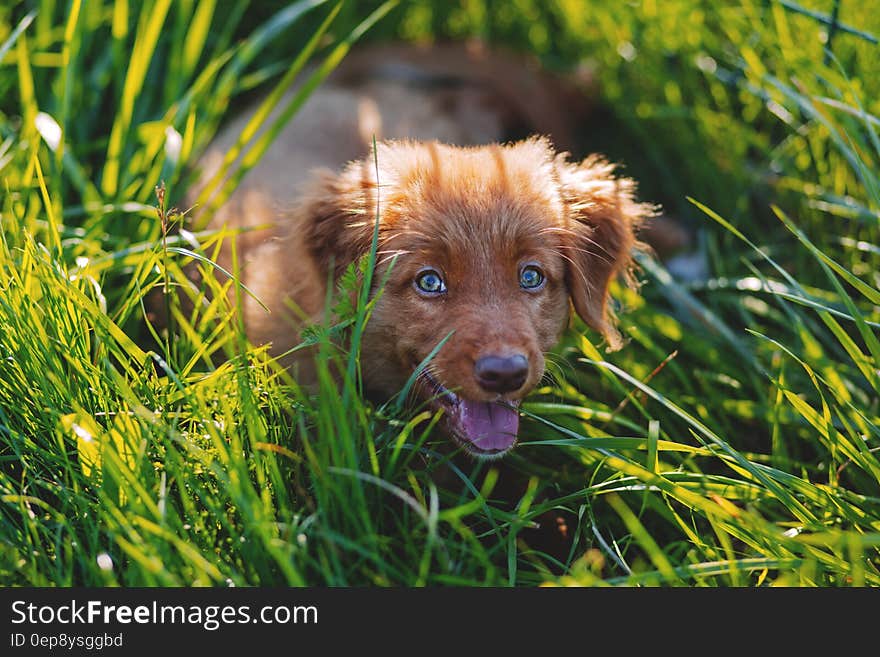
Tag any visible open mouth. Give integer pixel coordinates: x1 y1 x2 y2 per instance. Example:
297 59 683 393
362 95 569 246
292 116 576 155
420 370 521 458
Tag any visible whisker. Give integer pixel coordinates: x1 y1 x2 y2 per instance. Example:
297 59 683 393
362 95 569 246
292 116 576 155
536 225 579 238
557 243 614 268
541 355 571 387
377 253 404 267
556 251 593 303
559 236 615 259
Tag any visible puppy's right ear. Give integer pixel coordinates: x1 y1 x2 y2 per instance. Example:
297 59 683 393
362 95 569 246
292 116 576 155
556 154 654 350
299 160 381 280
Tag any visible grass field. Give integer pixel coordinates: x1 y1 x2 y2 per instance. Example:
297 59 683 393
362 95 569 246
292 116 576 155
1 0 879 587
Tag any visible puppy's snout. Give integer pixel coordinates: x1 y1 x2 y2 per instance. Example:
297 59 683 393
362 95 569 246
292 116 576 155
474 354 529 393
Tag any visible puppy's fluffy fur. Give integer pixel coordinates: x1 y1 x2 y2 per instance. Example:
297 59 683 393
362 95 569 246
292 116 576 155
191 45 653 457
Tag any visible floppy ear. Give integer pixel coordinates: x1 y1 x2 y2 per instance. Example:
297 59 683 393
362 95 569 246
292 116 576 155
299 158 381 281
556 154 653 350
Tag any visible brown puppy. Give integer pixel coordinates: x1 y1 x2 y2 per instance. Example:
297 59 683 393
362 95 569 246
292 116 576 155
190 46 652 458
313 138 649 457
198 138 650 458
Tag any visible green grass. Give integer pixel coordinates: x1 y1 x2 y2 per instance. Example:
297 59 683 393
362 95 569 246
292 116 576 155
1 0 878 586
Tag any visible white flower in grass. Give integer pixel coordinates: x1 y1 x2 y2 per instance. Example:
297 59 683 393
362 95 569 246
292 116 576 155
617 41 637 62
72 423 93 442
165 125 182 165
695 54 717 74
35 112 62 151
96 553 113 571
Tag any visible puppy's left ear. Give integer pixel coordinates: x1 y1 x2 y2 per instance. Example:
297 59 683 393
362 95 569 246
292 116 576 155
556 154 654 350
299 159 384 282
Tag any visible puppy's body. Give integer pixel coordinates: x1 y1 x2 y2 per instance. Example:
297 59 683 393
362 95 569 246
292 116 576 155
190 44 651 457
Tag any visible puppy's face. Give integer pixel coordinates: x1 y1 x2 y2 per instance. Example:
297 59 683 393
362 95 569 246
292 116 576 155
303 138 650 458
362 187 571 457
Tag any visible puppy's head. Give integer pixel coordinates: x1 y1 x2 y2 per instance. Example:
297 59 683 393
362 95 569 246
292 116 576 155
302 137 652 458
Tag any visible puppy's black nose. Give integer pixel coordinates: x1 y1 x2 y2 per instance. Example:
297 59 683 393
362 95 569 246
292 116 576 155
475 354 529 393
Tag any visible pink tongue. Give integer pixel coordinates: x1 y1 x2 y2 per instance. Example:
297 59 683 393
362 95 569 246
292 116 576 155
458 400 520 453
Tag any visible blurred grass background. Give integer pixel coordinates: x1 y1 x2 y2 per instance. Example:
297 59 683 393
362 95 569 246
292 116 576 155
0 0 878 586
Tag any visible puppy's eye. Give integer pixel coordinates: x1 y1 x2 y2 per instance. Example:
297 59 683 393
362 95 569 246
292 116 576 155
519 265 545 290
415 269 447 295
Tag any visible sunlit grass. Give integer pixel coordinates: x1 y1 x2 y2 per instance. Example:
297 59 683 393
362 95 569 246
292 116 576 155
1 0 878 586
